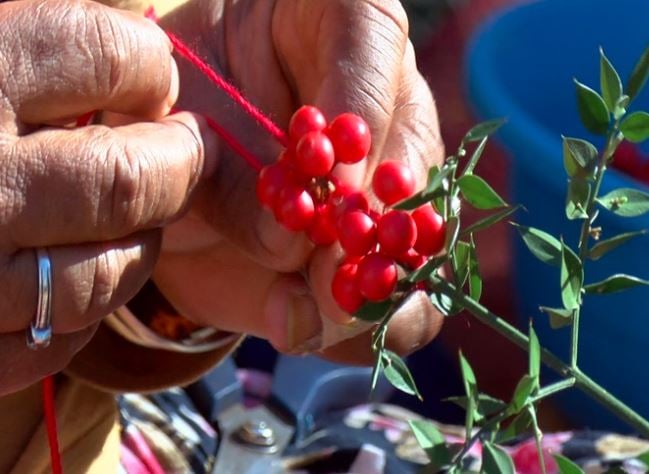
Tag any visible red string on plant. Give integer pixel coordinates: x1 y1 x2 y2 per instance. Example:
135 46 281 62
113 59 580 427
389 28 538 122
43 375 63 474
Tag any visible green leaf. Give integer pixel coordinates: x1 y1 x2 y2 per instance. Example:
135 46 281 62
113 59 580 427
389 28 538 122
459 351 478 394
584 274 649 294
589 230 648 260
393 190 443 211
355 300 393 322
457 175 508 210
462 118 506 143
445 216 461 253
626 45 649 101
512 224 562 266
482 442 515 474
430 291 462 317
560 243 583 310
468 235 482 301
461 205 523 236
575 79 610 135
425 165 453 196
427 165 441 186
597 188 649 217
496 411 533 444
409 420 451 468
539 306 575 329
445 394 507 419
554 454 585 474
459 352 478 434
509 375 536 413
433 195 446 218
600 48 623 112
621 111 649 143
393 165 449 210
614 94 630 120
566 178 591 220
382 350 422 399
454 241 471 288
463 136 488 175
638 450 649 467
407 256 446 283
562 137 598 178
529 326 540 382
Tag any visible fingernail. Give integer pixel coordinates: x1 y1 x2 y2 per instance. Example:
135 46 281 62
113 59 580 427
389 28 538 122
285 294 322 353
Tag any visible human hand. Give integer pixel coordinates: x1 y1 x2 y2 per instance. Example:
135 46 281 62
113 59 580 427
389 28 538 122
153 0 444 362
0 0 216 395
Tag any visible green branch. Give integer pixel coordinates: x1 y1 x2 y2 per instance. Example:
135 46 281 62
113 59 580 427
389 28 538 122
434 278 649 437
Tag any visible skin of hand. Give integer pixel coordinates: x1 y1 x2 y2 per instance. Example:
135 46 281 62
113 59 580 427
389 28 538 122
0 0 219 396
150 0 445 363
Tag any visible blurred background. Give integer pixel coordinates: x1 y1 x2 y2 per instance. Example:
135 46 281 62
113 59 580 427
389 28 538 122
237 0 649 435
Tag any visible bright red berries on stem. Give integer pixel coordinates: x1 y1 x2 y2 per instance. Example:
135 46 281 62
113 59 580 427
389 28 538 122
256 105 447 314
372 160 417 205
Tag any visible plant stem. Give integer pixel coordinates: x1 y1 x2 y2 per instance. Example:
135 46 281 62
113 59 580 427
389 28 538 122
451 379 574 468
530 378 576 403
574 368 649 436
434 279 567 375
528 406 548 474
572 122 621 368
434 278 649 437
451 410 509 465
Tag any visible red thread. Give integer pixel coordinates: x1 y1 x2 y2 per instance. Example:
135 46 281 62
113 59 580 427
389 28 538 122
203 115 264 172
75 111 95 127
43 375 63 474
166 32 289 148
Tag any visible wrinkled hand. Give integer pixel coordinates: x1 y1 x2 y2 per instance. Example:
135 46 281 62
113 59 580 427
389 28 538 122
0 0 217 395
154 0 444 362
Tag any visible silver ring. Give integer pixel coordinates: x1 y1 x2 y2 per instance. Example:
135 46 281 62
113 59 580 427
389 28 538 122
26 248 53 350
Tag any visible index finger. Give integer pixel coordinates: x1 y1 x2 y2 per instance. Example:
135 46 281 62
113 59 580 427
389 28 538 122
0 0 177 126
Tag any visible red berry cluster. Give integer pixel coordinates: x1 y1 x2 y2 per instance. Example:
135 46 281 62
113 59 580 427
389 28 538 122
256 105 447 315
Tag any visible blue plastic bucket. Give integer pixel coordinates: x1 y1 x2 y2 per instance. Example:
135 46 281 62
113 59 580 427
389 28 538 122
466 0 649 430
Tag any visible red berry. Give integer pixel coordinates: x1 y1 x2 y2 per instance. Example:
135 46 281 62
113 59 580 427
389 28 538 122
398 249 427 270
257 163 295 208
332 263 365 314
412 205 446 256
372 160 417 205
277 149 295 168
307 204 338 245
327 113 372 164
289 105 327 143
295 131 335 177
377 210 417 256
337 210 377 256
357 254 398 302
333 191 370 223
274 186 315 231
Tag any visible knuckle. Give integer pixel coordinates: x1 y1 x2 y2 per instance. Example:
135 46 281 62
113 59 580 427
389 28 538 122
109 142 152 231
92 127 150 232
82 3 131 98
360 0 409 43
88 250 122 311
79 1 169 100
